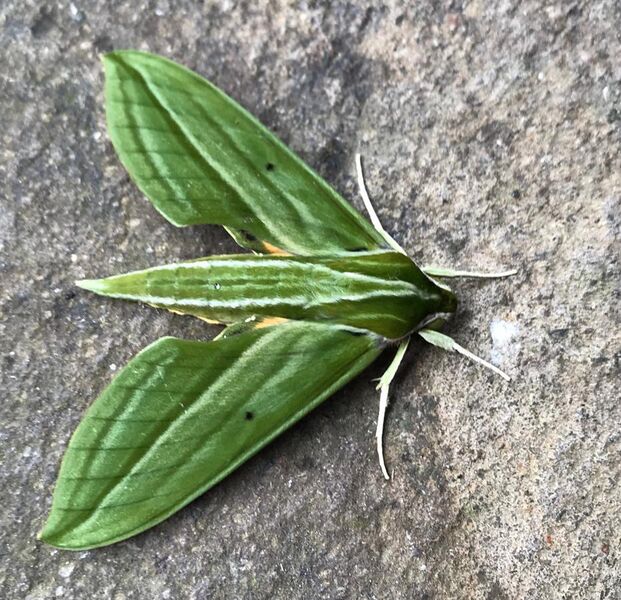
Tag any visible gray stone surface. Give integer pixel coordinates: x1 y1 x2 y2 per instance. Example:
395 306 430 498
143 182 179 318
1 1 619 598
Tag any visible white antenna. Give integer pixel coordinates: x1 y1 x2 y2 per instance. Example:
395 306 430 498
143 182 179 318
355 153 406 254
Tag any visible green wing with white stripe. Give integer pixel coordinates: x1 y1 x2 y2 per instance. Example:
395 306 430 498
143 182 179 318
104 51 387 255
39 321 383 549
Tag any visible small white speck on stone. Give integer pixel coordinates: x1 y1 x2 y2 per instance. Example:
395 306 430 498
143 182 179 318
93 131 102 141
69 3 78 17
602 86 610 102
70 254 78 263
154 1 170 17
538 71 544 81
490 319 520 364
22 446 32 458
58 563 75 579
55 586 65 597
109 363 117 371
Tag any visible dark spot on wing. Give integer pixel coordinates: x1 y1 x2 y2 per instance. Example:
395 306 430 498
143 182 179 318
265 163 275 171
245 411 254 420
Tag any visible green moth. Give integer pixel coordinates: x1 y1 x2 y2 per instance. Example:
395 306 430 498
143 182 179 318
39 51 514 550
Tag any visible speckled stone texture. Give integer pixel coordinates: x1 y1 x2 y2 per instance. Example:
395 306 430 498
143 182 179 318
1 1 619 598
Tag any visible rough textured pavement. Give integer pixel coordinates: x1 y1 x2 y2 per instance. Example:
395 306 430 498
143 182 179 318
1 1 619 598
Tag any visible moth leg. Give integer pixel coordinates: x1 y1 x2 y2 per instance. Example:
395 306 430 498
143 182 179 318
422 266 517 279
418 329 510 381
355 153 406 254
375 338 410 480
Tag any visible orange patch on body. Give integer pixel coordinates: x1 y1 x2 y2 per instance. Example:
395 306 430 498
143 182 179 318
261 241 291 255
255 316 289 329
